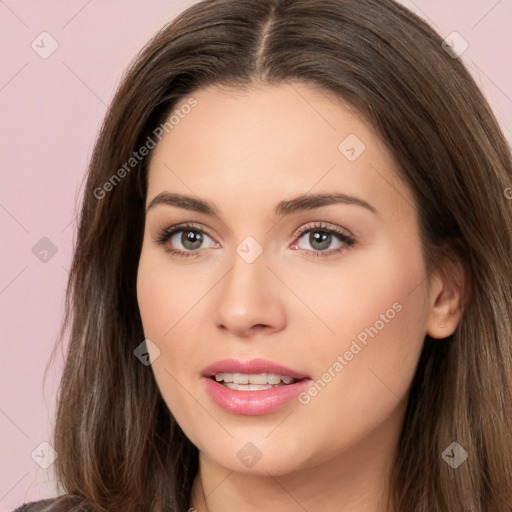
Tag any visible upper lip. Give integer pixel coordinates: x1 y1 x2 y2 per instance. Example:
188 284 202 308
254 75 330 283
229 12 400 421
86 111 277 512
201 358 310 380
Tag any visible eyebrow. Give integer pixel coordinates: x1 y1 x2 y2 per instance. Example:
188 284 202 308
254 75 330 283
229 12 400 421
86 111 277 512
146 191 378 217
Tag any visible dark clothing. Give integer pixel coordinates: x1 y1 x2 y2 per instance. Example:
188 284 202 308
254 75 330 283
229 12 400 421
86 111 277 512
13 498 59 512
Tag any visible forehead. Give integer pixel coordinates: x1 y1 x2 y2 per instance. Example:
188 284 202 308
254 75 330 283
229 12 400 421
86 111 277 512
146 83 414 220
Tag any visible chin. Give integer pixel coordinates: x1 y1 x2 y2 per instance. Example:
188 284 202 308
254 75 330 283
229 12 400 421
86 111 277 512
195 429 320 476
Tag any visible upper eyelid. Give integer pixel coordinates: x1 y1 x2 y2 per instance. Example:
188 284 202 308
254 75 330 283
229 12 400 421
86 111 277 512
294 221 354 236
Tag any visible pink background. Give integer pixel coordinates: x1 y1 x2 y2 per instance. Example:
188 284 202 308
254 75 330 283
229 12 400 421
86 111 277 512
1 1 511 509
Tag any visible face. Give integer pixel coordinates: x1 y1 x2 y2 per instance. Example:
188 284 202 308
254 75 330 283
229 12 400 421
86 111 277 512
136 83 436 477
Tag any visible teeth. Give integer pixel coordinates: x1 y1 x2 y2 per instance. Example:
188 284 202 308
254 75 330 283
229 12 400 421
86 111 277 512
213 373 297 385
233 373 249 384
267 373 281 384
224 382 274 391
248 374 268 384
215 372 233 382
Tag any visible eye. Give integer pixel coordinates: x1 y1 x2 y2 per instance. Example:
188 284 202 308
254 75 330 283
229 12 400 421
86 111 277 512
154 221 356 259
154 222 219 258
290 222 356 258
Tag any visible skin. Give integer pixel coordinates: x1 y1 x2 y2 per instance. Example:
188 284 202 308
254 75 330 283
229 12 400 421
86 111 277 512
136 83 464 512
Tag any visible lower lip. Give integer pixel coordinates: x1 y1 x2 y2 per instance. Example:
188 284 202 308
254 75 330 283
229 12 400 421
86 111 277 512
203 377 311 415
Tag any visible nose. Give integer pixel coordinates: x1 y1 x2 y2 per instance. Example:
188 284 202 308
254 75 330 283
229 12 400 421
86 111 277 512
213 250 287 338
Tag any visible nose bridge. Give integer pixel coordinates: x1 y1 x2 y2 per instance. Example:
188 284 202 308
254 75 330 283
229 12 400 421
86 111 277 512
213 237 286 335
222 240 271 312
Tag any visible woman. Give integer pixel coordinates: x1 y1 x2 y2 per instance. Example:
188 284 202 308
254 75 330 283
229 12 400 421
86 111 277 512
14 0 512 510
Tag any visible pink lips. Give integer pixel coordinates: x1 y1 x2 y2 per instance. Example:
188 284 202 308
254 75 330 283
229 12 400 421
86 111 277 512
201 358 311 416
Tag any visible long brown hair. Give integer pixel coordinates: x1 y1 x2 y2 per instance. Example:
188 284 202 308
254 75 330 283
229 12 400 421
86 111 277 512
43 0 512 510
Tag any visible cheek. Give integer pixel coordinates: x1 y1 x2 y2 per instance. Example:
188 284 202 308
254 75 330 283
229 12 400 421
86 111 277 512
294 240 429 442
137 254 169 341
297 300 424 464
279 231 428 358
136 242 205 341
136 244 212 416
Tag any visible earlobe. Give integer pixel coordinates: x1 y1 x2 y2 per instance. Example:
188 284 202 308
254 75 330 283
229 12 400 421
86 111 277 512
425 258 466 339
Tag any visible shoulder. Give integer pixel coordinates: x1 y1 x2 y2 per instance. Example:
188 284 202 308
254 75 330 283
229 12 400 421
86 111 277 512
12 498 59 512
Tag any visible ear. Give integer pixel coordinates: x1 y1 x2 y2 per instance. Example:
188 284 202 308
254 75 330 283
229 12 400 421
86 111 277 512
425 254 466 339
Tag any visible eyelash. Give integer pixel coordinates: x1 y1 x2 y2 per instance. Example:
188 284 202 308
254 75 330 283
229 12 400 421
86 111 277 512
154 221 356 259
